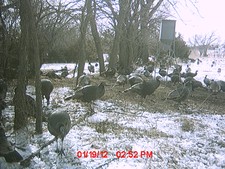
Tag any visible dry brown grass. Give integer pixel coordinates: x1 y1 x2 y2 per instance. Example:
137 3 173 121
32 74 225 115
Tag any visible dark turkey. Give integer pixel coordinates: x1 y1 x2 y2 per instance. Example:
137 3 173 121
102 67 116 77
171 73 181 85
159 68 167 77
48 111 71 155
217 80 225 92
61 66 69 78
13 87 47 121
174 64 182 73
113 75 127 87
13 87 36 117
185 65 191 73
25 95 36 118
65 82 105 102
167 65 182 78
181 70 198 78
46 70 61 79
128 75 143 86
88 63 95 74
203 75 211 87
144 65 154 73
184 77 203 91
0 79 7 100
77 74 91 87
217 68 221 73
209 80 221 94
0 124 23 163
167 82 192 103
24 95 47 121
143 70 151 77
41 79 54 106
123 76 161 98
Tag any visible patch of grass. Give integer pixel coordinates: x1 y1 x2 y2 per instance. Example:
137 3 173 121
94 120 110 134
181 118 195 132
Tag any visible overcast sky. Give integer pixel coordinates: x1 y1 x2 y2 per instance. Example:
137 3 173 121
173 0 225 43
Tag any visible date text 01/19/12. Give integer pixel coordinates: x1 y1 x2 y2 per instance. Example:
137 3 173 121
76 150 108 158
76 150 153 158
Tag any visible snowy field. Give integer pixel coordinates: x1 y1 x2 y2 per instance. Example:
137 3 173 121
1 54 225 169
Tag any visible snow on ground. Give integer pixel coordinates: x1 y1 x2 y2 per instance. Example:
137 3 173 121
1 55 225 169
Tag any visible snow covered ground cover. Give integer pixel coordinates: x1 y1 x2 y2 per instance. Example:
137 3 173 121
1 55 225 169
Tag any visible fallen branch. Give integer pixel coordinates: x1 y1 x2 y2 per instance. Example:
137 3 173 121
20 137 56 167
198 93 213 110
95 158 118 169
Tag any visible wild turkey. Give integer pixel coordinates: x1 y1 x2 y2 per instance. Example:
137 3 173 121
167 82 192 103
184 77 203 91
144 65 154 73
24 95 48 121
217 80 225 92
196 58 202 65
47 111 71 155
65 82 105 112
143 70 151 77
0 124 23 163
77 74 91 87
209 80 221 94
61 66 69 78
22 94 36 118
13 88 47 121
173 64 182 74
65 82 105 102
166 72 174 78
41 79 54 106
113 75 127 87
102 67 116 77
0 79 7 100
181 70 198 78
171 73 181 85
88 63 95 74
61 71 69 78
217 68 221 73
159 68 167 77
185 65 191 73
203 75 211 87
167 65 182 78
123 76 161 98
46 70 61 79
167 69 181 78
128 75 143 86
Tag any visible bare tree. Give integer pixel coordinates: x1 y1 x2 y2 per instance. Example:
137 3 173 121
13 0 30 143
0 1 19 79
103 0 165 72
76 0 91 84
188 32 218 56
139 0 164 63
90 0 105 74
14 0 42 138
28 0 42 133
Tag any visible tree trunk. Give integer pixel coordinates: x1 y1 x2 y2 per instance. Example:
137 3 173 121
139 0 164 63
90 0 105 75
108 0 129 70
76 0 91 85
14 0 29 132
27 0 42 133
139 0 150 63
0 2 9 78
